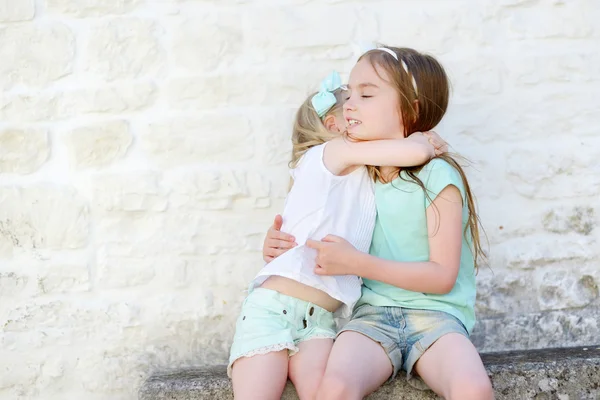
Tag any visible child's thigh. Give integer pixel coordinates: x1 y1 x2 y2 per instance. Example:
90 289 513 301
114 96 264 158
231 350 289 400
414 333 493 400
317 331 393 400
288 338 334 399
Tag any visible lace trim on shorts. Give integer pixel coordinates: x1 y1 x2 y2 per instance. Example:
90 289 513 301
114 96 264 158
227 342 298 378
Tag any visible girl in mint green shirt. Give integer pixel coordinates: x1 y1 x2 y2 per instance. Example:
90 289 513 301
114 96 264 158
264 46 492 400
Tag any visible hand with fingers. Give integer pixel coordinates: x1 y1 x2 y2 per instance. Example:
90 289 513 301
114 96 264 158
405 131 446 158
262 214 297 263
422 130 448 156
306 235 360 276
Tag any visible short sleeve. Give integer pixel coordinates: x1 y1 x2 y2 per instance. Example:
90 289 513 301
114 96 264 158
422 159 466 208
289 149 310 180
289 144 330 180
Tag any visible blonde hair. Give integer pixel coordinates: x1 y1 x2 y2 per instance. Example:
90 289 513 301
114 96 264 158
289 89 345 169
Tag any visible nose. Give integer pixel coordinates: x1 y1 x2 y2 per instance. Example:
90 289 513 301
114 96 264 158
344 98 356 112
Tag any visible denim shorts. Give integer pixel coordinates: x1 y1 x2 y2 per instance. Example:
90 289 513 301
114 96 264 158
228 288 337 377
338 304 469 383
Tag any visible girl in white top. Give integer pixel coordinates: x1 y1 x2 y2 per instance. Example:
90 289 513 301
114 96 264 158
229 71 445 400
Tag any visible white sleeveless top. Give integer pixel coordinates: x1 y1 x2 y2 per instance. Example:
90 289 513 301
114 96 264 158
251 143 376 317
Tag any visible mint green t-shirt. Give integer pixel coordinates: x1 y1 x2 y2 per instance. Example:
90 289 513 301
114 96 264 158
358 158 477 333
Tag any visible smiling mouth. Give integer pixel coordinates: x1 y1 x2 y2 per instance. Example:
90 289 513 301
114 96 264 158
347 119 361 126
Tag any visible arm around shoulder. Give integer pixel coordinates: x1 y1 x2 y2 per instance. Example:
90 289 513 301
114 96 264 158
322 136 435 175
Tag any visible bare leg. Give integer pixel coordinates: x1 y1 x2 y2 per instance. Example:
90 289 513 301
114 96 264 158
231 350 289 400
288 338 334 400
316 332 393 400
414 333 494 400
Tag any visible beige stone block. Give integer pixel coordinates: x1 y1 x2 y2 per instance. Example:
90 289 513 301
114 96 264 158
95 214 165 250
244 6 355 58
93 213 201 258
36 265 90 294
378 2 477 54
96 254 156 289
536 269 599 310
0 128 49 174
0 0 35 21
86 19 164 81
543 206 596 236
511 50 594 86
77 82 158 114
0 93 64 122
504 2 594 39
171 13 243 73
507 140 600 199
65 120 133 168
154 259 190 288
500 235 596 271
475 269 539 317
0 185 89 251
92 172 168 212
247 109 295 166
168 170 246 198
0 234 12 258
170 0 249 2
245 171 271 198
0 272 30 297
167 64 342 110
3 301 65 332
4 300 140 345
190 254 259 289
183 216 268 255
165 168 275 211
141 115 253 166
0 23 74 88
0 356 41 389
0 83 157 122
46 0 141 17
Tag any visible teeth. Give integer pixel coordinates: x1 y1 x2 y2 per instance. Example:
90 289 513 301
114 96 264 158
348 119 361 126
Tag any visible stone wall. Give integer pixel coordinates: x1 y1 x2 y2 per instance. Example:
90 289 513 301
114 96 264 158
0 0 599 399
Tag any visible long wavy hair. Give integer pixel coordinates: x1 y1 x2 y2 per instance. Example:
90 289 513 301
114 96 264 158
360 46 487 270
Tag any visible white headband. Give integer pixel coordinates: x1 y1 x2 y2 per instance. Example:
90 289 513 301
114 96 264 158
373 47 419 96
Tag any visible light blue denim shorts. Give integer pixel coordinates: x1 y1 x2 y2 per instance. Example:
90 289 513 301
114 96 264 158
228 288 337 377
339 304 469 383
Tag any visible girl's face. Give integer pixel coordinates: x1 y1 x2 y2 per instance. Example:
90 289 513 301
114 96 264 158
343 58 404 140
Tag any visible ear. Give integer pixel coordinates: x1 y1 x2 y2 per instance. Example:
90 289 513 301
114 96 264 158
323 114 341 132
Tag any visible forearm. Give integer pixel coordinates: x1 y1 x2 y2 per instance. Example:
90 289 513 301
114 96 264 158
355 139 432 167
329 138 433 173
350 252 456 294
372 140 432 166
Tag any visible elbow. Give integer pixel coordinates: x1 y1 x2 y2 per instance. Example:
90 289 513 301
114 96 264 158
430 260 460 295
432 268 458 295
435 280 455 295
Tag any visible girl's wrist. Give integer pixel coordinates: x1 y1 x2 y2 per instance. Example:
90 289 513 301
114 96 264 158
349 250 367 276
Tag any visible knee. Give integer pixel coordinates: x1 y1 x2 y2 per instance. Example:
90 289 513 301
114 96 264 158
316 375 360 400
448 376 494 400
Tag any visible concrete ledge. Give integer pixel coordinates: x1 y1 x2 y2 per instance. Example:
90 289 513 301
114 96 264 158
139 346 600 400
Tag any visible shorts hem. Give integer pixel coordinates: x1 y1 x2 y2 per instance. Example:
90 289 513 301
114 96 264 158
228 342 298 378
298 333 336 344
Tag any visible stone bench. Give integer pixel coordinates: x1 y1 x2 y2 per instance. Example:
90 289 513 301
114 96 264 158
139 346 600 400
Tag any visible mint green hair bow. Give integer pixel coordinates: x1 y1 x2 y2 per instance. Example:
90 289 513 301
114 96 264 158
311 71 343 118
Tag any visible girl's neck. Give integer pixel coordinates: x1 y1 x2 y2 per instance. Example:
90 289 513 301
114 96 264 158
379 166 399 184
